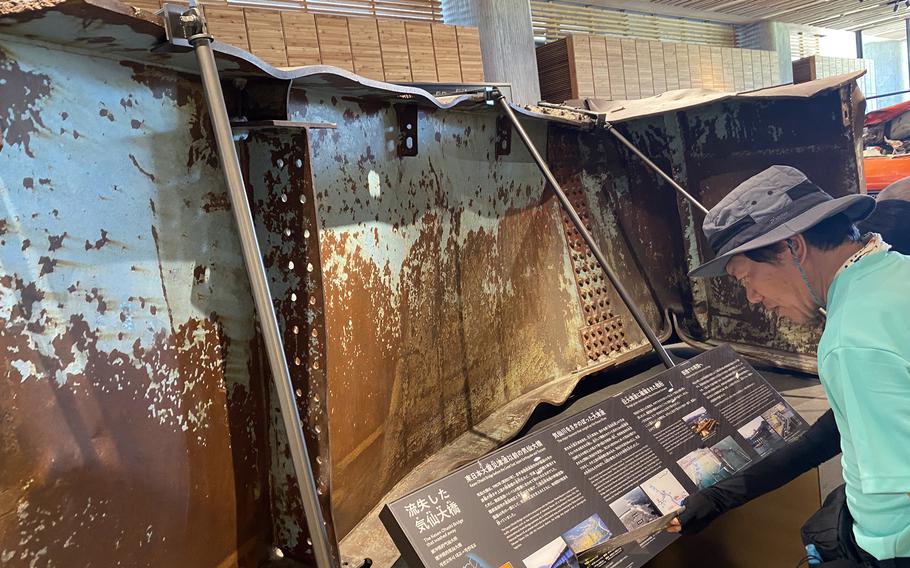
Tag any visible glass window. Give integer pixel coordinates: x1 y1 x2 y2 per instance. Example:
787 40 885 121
861 25 910 112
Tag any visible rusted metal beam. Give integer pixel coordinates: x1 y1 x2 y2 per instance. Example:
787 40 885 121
175 6 334 568
495 93 676 369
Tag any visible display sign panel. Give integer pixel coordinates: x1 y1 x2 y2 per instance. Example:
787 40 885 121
382 345 809 568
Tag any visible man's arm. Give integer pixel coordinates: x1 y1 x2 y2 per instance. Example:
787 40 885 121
672 408 840 534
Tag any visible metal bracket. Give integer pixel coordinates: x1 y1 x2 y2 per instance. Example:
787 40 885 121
395 105 418 157
495 115 511 156
241 78 293 122
341 557 373 568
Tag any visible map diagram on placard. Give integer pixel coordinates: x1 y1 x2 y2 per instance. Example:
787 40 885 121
677 448 731 490
640 469 688 515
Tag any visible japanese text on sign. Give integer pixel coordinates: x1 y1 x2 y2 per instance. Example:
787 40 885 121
620 380 666 406
404 489 462 533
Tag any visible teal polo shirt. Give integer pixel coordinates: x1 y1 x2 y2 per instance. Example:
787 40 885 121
818 250 910 561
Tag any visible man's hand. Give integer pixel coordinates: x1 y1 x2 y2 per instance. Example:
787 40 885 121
664 491 723 535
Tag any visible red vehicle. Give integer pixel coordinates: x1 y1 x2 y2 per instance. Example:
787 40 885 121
864 100 910 193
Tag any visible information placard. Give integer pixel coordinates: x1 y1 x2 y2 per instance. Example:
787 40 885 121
381 345 810 568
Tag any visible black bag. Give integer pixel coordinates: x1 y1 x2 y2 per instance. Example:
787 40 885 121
801 484 910 568
801 484 861 566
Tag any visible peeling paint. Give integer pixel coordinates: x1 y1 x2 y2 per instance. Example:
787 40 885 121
0 30 271 568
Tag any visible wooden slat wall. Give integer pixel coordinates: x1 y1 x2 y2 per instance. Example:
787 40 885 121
621 38 640 100
605 37 625 100
590 37 610 100
720 47 736 91
688 44 702 89
405 21 439 82
793 55 874 98
569 35 595 98
205 5 250 52
432 23 462 82
538 35 781 103
650 41 666 95
129 0 482 83
282 12 321 67
245 9 288 67
636 40 653 98
676 43 690 89
455 27 484 82
349 18 385 79
530 0 735 47
379 19 413 81
315 15 354 72
663 43 679 92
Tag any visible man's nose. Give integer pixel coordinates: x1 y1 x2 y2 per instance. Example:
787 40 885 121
745 286 763 305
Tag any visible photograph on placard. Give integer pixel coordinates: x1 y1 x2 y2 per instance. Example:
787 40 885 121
681 406 718 440
738 415 786 457
522 536 579 568
562 514 613 554
640 469 689 515
710 435 752 473
677 448 732 489
761 402 800 439
609 487 662 532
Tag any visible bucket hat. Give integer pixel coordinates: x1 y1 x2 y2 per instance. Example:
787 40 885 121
689 165 875 277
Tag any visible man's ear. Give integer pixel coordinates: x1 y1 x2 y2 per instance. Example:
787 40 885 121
786 234 810 263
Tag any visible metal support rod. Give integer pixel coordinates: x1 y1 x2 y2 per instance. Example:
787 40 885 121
605 126 710 216
183 11 335 568
867 88 910 100
534 102 709 216
495 95 676 369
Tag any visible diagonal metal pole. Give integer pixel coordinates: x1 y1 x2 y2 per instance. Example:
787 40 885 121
176 6 335 568
535 102 709 215
603 126 709 216
494 94 676 369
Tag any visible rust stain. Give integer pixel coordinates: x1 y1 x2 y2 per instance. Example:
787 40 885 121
202 191 230 213
37 256 57 277
150 226 175 334
47 232 66 251
0 303 270 566
0 46 51 158
344 96 389 116
119 61 217 170
85 35 116 44
0 25 276 567
84 229 110 251
128 153 155 181
130 119 142 129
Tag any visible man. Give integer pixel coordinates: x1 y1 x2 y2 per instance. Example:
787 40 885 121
668 165 910 566
875 176 910 202
858 199 910 255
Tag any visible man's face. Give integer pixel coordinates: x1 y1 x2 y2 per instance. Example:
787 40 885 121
724 251 819 325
